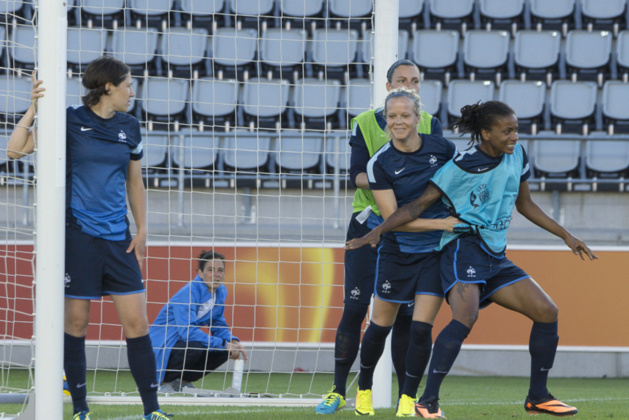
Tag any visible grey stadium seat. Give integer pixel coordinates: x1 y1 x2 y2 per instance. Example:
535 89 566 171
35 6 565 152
276 130 323 175
602 80 629 134
211 27 258 81
498 80 546 134
478 0 525 35
0 26 6 74
172 129 219 171
530 133 581 180
428 0 475 32
462 30 510 85
345 78 371 119
328 0 373 30
242 78 291 129
180 0 225 30
565 30 612 86
529 0 576 35
66 77 85 107
411 29 459 84
191 77 238 129
80 0 125 29
549 80 597 135
229 0 275 31
8 26 36 72
140 130 170 172
446 80 495 125
325 131 351 174
580 0 627 36
419 79 443 118
139 78 189 131
0 76 32 125
293 78 342 130
360 30 410 69
514 30 561 84
160 27 209 79
129 0 174 30
0 130 9 167
112 28 159 76
399 0 425 32
66 27 106 75
585 136 629 180
222 132 272 175
259 28 308 81
278 0 325 32
616 30 629 80
311 28 359 83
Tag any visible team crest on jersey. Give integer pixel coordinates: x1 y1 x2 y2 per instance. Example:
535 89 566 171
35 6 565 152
350 287 361 300
118 130 127 142
429 155 438 166
470 184 490 208
64 273 71 288
466 266 476 278
382 280 392 294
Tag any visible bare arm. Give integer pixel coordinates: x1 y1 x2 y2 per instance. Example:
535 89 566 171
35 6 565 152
126 159 147 267
7 78 45 159
515 181 597 260
354 172 369 189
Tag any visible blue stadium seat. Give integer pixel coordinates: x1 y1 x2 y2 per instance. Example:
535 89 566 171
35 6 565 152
616 30 629 80
585 136 629 182
139 77 189 131
549 80 597 135
222 132 272 178
399 0 425 32
66 77 85 107
411 29 459 84
140 130 170 174
180 0 225 31
514 30 561 84
428 0 475 33
259 28 307 82
419 79 443 119
8 26 36 73
66 27 106 76
0 26 6 75
0 75 31 125
293 78 342 130
112 28 159 76
191 77 238 130
345 78 371 119
311 28 360 83
242 77 291 129
172 129 219 173
498 80 545 134
462 30 510 85
530 134 581 180
0 0 25 24
601 80 629 134
210 27 258 80
129 0 174 30
275 130 323 176
229 0 275 31
160 27 209 79
278 0 325 33
328 0 373 31
529 0 576 36
565 30 612 87
580 0 626 36
446 80 495 125
80 0 125 29
324 131 351 175
478 0 525 35
361 30 410 71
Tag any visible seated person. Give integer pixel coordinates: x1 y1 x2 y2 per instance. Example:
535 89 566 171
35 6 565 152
149 250 247 392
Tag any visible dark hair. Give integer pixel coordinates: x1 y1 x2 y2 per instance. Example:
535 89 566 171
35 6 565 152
81 56 131 107
453 101 516 145
198 250 225 271
386 59 420 83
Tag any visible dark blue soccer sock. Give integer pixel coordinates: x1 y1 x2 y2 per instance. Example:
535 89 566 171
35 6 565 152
333 303 368 397
528 321 559 400
391 313 412 397
64 333 89 414
421 320 470 401
357 322 392 391
401 321 433 398
126 335 160 415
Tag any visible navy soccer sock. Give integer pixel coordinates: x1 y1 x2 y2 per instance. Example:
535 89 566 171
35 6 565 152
357 322 392 391
64 333 89 414
401 321 433 398
528 321 559 400
126 335 160 415
421 320 470 401
332 303 367 397
391 313 412 397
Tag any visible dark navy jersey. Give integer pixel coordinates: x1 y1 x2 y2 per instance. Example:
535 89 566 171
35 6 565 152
66 105 143 241
452 144 530 182
367 133 457 252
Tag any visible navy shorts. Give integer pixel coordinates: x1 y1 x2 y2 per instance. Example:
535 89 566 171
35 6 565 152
374 240 442 304
344 212 413 315
440 234 530 308
64 226 145 299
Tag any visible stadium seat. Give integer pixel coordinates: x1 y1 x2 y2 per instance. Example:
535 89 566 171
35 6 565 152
360 30 410 71
446 80 495 125
0 0 25 24
513 30 561 84
210 27 258 81
0 26 6 75
0 75 31 125
549 80 597 135
129 0 174 30
345 78 371 120
180 0 225 31
580 0 627 36
529 0 576 36
66 27 106 76
324 131 351 174
275 130 323 177
565 30 612 86
242 77 291 129
328 0 373 31
80 0 126 29
0 130 9 169
259 28 308 82
398 0 425 32
617 30 629 81
8 26 36 73
293 78 342 130
112 28 159 76
172 129 219 172
462 30 510 85
66 77 85 107
411 29 459 84
601 80 629 134
160 27 209 79
530 134 581 180
222 132 272 177
140 130 170 174
478 0 525 35
278 0 325 32
139 77 189 131
419 79 443 119
191 77 238 130
428 0 475 33
498 80 546 134
585 136 629 181
311 28 360 83
229 0 275 31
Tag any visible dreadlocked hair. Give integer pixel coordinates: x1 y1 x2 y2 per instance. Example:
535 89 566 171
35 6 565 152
453 100 515 146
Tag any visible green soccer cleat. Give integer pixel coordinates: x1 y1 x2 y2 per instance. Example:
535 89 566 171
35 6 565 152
395 394 417 417
354 388 375 416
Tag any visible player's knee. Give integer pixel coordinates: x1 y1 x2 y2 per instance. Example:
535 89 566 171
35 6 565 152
122 318 149 338
65 315 89 336
537 300 558 323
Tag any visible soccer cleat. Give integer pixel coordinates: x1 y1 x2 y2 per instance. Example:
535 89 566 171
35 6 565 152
315 386 346 414
416 397 446 418
524 394 578 417
73 411 91 420
395 394 417 417
354 388 375 416
63 375 70 396
143 409 173 420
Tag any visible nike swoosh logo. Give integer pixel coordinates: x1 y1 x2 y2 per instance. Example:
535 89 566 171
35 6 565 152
540 367 551 372
81 127 93 131
433 369 449 374
394 168 405 175
151 383 159 388
477 167 488 172
76 383 87 388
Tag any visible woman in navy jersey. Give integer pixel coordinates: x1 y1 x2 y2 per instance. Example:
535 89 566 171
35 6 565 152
353 87 460 416
8 56 170 420
347 101 597 418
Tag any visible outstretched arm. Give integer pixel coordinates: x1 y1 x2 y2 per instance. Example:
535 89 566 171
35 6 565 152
515 181 597 260
346 183 443 249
